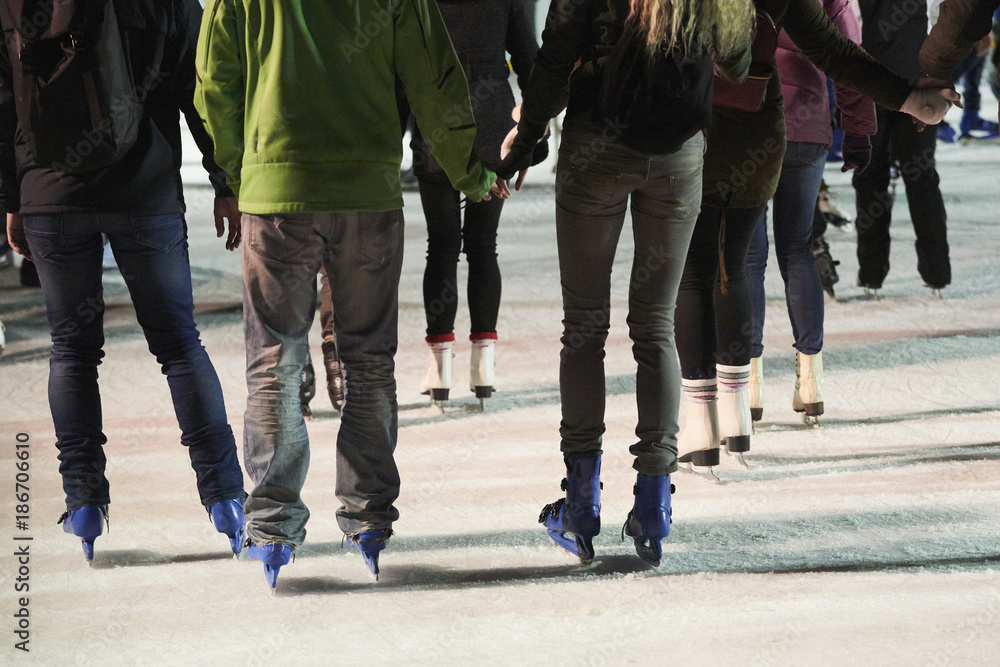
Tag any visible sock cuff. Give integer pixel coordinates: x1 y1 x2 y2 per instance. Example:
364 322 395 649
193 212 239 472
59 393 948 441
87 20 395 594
426 333 455 344
717 364 750 391
682 377 717 403
470 332 498 341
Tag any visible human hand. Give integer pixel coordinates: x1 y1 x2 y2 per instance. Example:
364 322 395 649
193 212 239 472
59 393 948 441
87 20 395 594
6 212 29 261
497 131 535 181
214 196 241 251
840 133 872 173
490 177 511 200
901 87 962 129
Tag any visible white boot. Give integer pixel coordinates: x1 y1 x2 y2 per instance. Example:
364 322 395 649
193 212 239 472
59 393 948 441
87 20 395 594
419 335 454 401
792 351 824 419
749 356 764 422
469 334 496 398
677 378 720 472
717 364 752 459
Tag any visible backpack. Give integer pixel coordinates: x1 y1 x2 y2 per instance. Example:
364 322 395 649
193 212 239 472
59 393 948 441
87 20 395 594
595 19 714 155
712 6 779 112
2 0 142 173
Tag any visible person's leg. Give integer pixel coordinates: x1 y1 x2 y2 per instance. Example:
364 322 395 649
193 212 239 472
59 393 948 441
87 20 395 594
771 142 827 355
853 108 895 289
462 197 504 335
676 207 722 379
713 206 765 367
554 129 632 461
418 170 462 337
324 210 405 535
22 213 109 509
893 118 952 288
106 213 244 507
746 208 769 360
626 135 704 475
241 212 326 546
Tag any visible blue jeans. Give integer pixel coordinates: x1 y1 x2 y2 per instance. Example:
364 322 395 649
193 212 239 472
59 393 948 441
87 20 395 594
241 210 403 545
23 212 244 510
747 141 827 357
555 118 704 475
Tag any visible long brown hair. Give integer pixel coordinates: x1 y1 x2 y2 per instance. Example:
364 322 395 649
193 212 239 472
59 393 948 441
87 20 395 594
630 0 755 59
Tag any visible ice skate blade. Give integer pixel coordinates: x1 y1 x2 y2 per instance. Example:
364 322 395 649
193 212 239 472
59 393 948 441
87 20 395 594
677 462 720 483
546 529 595 564
726 451 749 468
802 415 821 428
631 540 662 567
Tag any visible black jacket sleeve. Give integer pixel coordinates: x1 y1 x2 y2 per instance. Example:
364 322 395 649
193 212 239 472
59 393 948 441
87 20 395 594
172 0 234 197
507 0 540 92
0 29 20 212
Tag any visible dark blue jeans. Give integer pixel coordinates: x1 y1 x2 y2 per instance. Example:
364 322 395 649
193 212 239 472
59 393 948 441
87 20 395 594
747 141 827 357
23 212 244 511
241 210 404 545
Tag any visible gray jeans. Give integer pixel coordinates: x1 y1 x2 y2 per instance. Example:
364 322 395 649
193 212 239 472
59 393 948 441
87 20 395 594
241 210 404 545
555 118 704 475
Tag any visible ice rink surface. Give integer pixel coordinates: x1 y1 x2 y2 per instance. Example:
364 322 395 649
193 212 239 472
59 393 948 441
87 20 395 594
1 104 999 665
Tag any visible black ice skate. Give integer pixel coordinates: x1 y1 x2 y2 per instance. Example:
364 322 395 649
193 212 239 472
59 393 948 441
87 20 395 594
812 235 840 299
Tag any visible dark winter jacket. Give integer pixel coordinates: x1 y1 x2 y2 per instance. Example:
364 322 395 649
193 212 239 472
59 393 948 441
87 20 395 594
0 0 231 215
702 0 913 209
778 0 876 145
514 0 750 148
414 0 539 173
920 0 999 79
858 0 929 82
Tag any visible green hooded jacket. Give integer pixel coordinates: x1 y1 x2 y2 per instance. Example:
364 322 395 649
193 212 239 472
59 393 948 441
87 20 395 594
195 0 495 214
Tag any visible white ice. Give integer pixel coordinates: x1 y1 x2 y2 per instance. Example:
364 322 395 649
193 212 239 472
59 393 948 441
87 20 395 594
1 102 998 665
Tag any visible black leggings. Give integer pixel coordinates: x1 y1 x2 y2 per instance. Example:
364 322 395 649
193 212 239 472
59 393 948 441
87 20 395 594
418 170 504 336
676 204 763 379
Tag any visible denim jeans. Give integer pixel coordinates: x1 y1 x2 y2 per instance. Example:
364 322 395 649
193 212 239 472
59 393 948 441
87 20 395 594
241 210 403 545
417 169 504 336
747 141 827 357
23 212 244 510
556 118 704 476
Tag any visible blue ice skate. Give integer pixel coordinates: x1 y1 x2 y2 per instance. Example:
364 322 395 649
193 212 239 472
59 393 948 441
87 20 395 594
59 505 108 565
209 498 246 556
345 529 391 580
622 474 673 567
960 113 1000 140
248 543 293 590
538 456 601 563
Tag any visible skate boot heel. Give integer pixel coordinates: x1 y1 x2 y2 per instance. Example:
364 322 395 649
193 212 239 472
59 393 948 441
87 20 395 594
793 351 824 426
539 456 601 563
420 334 454 405
345 529 391 580
722 435 750 453
470 334 497 402
750 355 765 425
59 505 108 564
677 378 721 480
209 498 246 556
677 448 720 467
623 474 673 567
718 364 752 465
248 543 293 591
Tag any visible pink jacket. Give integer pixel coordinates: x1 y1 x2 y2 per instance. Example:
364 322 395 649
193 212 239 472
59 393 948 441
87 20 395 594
777 0 877 145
